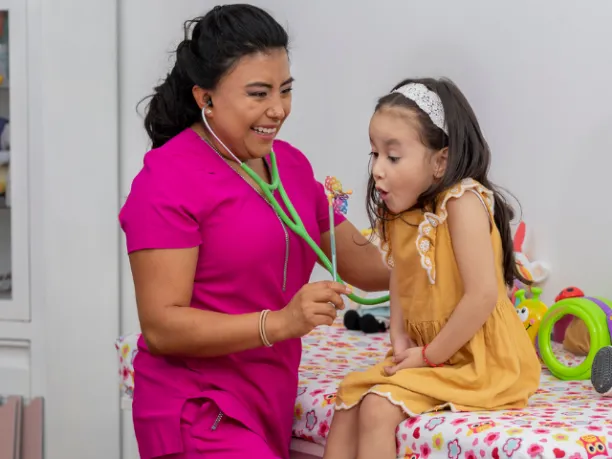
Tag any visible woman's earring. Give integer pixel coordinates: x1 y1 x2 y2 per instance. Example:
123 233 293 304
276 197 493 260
202 98 213 120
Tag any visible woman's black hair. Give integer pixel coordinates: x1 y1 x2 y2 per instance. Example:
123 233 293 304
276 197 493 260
141 4 289 148
367 77 527 287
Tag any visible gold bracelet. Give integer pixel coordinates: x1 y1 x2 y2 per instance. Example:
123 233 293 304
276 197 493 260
259 309 273 347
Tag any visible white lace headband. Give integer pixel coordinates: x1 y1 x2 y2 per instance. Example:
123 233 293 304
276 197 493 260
392 83 448 135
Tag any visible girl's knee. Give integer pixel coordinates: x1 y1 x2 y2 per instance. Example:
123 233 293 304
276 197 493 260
332 405 360 422
358 393 406 431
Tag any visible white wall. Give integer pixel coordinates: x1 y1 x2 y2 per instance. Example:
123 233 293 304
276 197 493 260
257 0 612 304
33 0 121 458
120 0 612 321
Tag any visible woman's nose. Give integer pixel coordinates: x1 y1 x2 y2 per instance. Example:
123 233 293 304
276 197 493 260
268 106 284 120
267 97 287 121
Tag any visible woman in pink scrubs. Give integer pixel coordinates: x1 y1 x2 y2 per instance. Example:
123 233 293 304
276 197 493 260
119 5 389 459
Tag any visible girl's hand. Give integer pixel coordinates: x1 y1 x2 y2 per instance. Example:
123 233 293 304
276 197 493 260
384 346 426 376
391 332 416 358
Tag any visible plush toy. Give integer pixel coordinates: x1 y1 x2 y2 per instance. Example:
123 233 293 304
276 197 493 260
509 221 550 306
343 309 389 334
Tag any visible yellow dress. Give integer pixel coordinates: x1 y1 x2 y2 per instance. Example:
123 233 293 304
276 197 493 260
335 179 541 416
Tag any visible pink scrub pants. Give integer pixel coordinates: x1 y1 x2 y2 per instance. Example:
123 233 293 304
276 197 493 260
158 398 283 459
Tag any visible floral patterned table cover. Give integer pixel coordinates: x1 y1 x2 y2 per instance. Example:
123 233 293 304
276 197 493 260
116 320 612 459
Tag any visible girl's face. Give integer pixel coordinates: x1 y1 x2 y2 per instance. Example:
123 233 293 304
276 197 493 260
195 48 293 161
369 107 447 214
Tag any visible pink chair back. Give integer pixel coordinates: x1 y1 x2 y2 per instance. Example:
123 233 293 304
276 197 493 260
0 396 44 459
0 396 22 459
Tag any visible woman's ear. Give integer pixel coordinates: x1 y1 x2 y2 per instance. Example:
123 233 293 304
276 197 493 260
192 86 211 110
433 147 448 179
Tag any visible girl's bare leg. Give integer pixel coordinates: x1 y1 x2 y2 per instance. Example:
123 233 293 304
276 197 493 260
323 405 360 459
356 394 406 459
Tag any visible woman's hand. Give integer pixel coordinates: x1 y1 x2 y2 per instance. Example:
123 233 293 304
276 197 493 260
384 346 426 376
269 281 351 341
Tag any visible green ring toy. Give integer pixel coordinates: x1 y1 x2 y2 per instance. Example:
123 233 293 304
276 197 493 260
537 297 612 380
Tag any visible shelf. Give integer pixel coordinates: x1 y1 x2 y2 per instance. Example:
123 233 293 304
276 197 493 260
0 2 29 321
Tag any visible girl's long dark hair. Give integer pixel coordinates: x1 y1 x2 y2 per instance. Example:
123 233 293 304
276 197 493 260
367 78 527 287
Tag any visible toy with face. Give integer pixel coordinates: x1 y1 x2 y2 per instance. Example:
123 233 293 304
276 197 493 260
466 420 495 436
403 447 420 459
322 393 336 406
576 434 608 458
555 286 584 302
515 288 548 345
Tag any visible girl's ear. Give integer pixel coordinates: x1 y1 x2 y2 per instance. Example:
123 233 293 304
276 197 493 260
433 147 448 179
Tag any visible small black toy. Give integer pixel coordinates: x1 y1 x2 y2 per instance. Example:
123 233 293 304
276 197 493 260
343 309 388 334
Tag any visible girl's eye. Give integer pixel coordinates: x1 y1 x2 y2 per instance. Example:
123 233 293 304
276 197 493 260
388 156 399 164
369 151 379 158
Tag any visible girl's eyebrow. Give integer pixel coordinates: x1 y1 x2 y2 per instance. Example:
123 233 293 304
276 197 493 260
370 136 401 148
384 138 401 147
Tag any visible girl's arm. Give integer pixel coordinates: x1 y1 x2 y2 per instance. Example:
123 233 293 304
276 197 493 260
389 267 414 355
319 220 391 292
425 192 499 365
129 247 347 357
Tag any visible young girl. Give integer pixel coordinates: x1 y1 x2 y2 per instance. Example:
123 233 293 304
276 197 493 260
323 78 541 459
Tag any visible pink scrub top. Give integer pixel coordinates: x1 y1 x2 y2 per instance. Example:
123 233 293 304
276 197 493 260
119 128 345 459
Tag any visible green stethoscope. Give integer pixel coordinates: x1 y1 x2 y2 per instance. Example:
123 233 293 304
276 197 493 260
201 116 389 306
